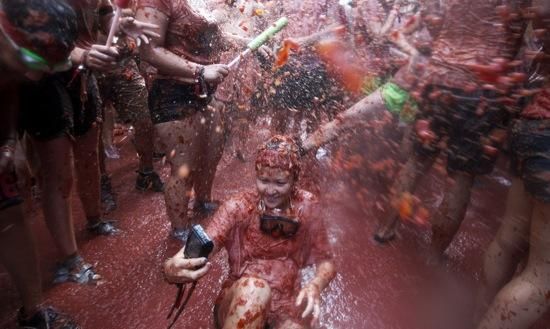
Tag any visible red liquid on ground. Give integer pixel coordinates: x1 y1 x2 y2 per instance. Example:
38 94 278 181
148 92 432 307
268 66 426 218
1 121 549 329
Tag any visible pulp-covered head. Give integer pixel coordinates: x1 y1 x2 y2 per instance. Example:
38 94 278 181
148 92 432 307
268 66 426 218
255 136 301 210
0 0 78 70
255 135 301 181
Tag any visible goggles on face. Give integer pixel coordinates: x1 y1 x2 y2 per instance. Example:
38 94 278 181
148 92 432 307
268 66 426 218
258 199 300 238
0 18 73 73
259 213 300 238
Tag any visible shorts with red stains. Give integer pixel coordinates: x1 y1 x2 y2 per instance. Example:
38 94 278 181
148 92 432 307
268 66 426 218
510 119 550 203
413 86 509 175
148 79 215 125
0 170 23 210
97 58 151 124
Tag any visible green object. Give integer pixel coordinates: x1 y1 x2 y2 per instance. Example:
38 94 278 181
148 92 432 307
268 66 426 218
381 82 418 123
247 17 289 50
18 47 72 73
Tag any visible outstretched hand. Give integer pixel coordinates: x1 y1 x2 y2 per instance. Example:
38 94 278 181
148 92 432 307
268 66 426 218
295 282 321 320
120 17 161 47
163 248 211 284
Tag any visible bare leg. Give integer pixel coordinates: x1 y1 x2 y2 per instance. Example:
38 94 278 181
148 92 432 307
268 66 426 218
101 101 117 159
33 136 78 257
195 100 226 205
156 114 202 231
133 115 155 172
73 124 102 224
477 199 550 329
302 90 388 152
477 178 531 315
429 171 475 255
216 277 271 329
374 151 435 242
0 204 41 315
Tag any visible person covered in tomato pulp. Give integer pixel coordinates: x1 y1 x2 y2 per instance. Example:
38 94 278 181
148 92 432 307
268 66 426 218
164 135 336 329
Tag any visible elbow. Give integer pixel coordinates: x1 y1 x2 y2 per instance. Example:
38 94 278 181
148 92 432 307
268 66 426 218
139 45 155 64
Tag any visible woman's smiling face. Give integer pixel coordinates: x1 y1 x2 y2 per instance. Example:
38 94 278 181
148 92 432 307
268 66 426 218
256 166 294 210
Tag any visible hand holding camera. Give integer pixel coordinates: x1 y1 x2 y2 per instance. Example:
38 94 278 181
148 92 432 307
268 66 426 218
164 225 213 284
163 248 210 284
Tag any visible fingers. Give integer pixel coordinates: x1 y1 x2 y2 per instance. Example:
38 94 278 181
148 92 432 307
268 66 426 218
139 35 149 45
87 57 117 71
295 290 305 307
188 262 211 279
301 292 315 318
172 262 211 281
143 29 161 39
133 20 160 29
90 45 119 59
171 257 208 269
313 302 321 319
217 65 229 77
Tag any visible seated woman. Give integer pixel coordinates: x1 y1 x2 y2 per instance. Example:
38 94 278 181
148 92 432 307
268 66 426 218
164 136 336 329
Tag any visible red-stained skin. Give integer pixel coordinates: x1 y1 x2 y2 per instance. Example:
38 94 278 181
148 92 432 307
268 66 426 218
206 177 331 325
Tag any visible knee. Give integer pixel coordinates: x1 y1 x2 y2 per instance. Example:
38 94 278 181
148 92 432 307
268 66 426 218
42 172 72 198
493 235 523 258
235 277 271 306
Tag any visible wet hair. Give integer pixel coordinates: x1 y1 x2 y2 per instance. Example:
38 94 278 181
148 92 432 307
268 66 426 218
0 0 78 63
255 135 301 181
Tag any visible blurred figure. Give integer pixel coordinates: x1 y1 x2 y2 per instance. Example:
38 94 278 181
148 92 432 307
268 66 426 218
137 0 254 240
96 1 163 195
302 0 532 261
0 0 80 326
18 0 158 283
164 136 335 329
477 3 550 328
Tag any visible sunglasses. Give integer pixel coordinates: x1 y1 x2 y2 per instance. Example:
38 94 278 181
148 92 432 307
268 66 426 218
0 19 73 73
259 213 300 238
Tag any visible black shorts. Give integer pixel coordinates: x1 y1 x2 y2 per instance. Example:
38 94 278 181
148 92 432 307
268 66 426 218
0 170 23 210
510 119 550 203
97 58 150 124
414 87 509 175
19 70 102 140
148 79 214 125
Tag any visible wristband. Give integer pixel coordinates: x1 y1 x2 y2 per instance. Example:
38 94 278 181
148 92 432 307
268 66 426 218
193 65 204 83
81 50 90 68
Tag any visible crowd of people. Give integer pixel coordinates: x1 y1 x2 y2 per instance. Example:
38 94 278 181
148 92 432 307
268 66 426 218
0 0 549 328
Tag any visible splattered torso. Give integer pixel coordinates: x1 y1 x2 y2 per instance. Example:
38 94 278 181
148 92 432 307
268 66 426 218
395 0 529 91
138 0 223 64
206 189 332 323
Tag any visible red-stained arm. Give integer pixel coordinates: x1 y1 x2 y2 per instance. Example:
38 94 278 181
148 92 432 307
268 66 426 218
205 198 241 256
309 261 336 292
136 6 200 82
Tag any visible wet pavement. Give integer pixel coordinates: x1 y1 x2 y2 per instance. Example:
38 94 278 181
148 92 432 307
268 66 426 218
1 121 549 329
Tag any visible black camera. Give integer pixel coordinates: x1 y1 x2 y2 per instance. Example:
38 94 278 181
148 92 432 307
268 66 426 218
184 224 214 259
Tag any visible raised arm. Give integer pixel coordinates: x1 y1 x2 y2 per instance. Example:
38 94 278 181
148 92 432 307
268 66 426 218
301 88 389 152
136 6 228 84
136 6 199 81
